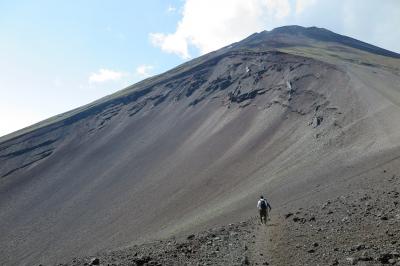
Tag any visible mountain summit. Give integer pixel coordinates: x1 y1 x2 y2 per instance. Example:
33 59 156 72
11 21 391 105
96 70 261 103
237 26 400 58
1 26 400 265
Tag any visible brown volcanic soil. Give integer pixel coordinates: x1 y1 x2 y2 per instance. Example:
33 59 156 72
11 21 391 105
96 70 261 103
1 26 400 265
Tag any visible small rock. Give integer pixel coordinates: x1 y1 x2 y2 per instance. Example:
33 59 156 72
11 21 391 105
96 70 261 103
331 259 339 265
90 258 100 265
322 201 331 209
241 256 250 265
230 232 239 237
284 213 294 219
293 217 306 223
359 251 373 262
346 257 357 265
378 253 395 264
354 244 365 251
187 234 195 240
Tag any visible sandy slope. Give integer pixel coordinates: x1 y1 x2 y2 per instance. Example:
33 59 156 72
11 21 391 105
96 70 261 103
1 26 400 265
62 163 400 265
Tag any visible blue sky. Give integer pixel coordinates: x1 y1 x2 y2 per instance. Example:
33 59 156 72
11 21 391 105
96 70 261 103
0 0 184 136
1 0 399 137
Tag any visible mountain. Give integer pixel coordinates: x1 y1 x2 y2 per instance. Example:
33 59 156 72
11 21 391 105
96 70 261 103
1 26 400 265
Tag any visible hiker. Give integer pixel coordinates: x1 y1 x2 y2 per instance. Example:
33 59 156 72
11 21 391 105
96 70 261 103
257 195 271 224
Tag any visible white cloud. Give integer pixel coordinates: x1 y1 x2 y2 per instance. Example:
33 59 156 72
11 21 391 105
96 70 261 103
150 32 190 59
266 0 291 19
89 69 125 83
166 5 177 13
150 0 291 58
295 0 317 15
135 65 154 77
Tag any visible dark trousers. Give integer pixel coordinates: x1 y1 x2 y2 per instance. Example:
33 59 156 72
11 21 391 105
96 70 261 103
259 209 268 223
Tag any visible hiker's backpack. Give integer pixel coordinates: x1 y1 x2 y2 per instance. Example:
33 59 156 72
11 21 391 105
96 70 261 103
260 199 267 209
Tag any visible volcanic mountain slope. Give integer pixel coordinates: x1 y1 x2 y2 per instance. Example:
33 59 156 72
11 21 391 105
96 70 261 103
63 165 400 266
1 26 400 265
